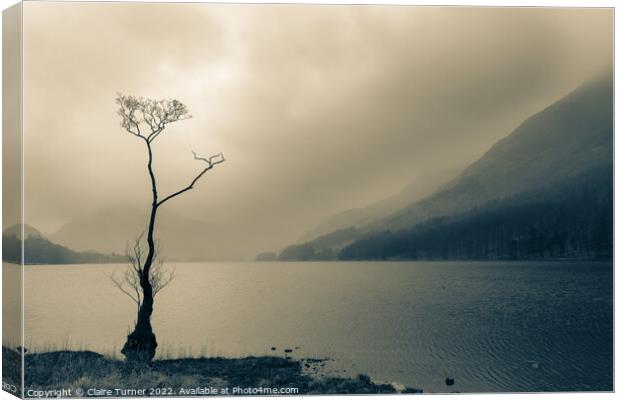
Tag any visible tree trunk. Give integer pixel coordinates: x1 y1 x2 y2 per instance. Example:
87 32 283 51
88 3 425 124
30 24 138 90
121 206 158 364
121 291 157 364
122 143 159 364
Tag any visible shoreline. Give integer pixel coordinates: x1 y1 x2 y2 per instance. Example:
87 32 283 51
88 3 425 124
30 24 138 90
3 347 422 397
6 258 613 267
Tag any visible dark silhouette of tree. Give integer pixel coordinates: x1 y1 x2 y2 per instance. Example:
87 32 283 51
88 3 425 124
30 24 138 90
115 94 225 363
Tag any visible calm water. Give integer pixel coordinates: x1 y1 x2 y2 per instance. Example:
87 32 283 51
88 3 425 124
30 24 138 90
9 261 614 392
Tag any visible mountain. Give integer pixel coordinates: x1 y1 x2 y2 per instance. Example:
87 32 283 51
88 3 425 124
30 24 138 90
339 166 612 260
298 173 453 242
2 224 44 240
2 225 125 264
279 227 361 261
374 71 612 232
278 71 613 260
50 206 238 261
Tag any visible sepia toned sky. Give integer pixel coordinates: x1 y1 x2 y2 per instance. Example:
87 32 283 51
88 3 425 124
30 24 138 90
18 2 612 258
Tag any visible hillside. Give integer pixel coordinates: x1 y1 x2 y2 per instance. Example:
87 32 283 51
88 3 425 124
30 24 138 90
50 206 238 261
375 71 612 232
2 224 44 240
2 226 125 265
298 172 452 242
278 227 361 261
340 166 612 260
276 71 613 261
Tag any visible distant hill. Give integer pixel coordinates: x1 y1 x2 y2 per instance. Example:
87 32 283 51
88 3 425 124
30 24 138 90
255 252 278 262
374 71 612 232
2 226 125 265
340 166 612 260
2 224 44 240
50 206 238 261
276 71 613 261
298 172 452 243
279 227 361 261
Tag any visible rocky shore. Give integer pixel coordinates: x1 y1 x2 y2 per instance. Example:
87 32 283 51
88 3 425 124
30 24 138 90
3 347 422 397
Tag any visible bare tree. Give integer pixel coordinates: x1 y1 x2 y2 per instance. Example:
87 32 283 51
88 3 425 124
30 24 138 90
110 233 176 313
115 94 225 363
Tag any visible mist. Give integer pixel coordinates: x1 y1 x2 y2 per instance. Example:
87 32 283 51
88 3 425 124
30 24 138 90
17 3 612 259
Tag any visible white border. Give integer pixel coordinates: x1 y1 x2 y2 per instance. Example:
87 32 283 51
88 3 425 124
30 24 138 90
0 2 616 400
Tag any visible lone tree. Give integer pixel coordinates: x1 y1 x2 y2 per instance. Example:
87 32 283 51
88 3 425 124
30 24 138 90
115 94 225 363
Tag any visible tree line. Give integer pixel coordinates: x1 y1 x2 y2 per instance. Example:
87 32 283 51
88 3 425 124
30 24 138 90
2 234 126 264
339 166 612 260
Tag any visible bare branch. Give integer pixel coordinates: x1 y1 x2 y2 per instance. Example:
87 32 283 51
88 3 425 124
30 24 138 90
111 234 177 308
116 94 192 145
116 93 146 140
110 273 141 305
157 151 226 208
155 266 177 296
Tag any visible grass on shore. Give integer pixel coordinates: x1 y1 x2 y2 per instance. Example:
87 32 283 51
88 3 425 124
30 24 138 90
3 347 422 396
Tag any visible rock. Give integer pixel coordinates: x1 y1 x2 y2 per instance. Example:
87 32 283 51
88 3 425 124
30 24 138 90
270 347 276 351
525 360 540 369
445 377 455 386
391 382 406 393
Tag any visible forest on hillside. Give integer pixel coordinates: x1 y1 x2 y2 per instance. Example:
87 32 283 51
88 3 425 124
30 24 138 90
2 234 126 264
339 167 612 260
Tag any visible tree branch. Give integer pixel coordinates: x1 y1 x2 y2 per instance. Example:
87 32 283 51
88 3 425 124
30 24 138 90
116 94 191 144
112 234 176 308
157 151 225 208
110 273 141 305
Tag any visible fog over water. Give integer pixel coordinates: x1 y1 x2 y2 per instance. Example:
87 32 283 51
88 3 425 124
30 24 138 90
13 4 612 258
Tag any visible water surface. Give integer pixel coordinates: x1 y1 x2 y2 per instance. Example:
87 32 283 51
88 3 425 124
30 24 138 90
17 261 613 393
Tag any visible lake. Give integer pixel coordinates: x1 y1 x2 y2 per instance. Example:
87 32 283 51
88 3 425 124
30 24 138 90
6 261 614 393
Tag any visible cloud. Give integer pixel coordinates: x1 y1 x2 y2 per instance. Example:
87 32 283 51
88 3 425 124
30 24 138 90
19 3 612 257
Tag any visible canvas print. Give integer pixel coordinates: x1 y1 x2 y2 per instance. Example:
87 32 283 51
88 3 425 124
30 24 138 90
2 2 614 397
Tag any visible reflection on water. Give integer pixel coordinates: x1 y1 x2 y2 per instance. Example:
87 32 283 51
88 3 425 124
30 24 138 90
22 261 612 393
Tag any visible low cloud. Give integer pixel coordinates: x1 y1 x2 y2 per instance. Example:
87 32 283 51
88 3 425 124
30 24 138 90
19 3 612 258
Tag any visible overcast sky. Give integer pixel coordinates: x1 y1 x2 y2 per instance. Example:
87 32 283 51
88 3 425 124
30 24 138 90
17 3 612 256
